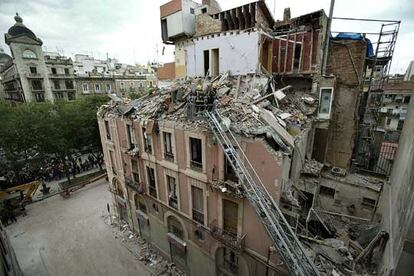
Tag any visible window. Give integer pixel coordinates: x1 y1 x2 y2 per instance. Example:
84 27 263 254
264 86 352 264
139 82 144 88
82 83 89 92
167 175 178 209
68 92 75 100
22 49 37 59
161 19 168 42
126 124 134 149
35 93 45 102
190 8 195 14
149 81 153 87
106 83 112 92
53 80 60 90
64 68 69 75
65 80 74 89
142 128 152 154
223 199 238 236
163 132 174 161
147 166 157 198
362 197 376 209
51 68 57 75
194 229 204 241
224 151 238 182
167 216 184 240
109 150 116 174
404 96 411 104
54 92 64 100
386 118 392 125
95 84 100 92
201 7 207 14
30 66 37 74
121 82 124 86
191 186 204 224
135 194 147 213
105 120 111 140
319 186 335 198
32 80 42 90
190 137 202 171
318 88 334 119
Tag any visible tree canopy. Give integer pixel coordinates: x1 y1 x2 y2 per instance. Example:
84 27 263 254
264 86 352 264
0 96 108 184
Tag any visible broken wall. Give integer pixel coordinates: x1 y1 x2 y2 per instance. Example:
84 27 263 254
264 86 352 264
325 39 367 169
182 30 259 77
377 96 414 276
195 14 222 37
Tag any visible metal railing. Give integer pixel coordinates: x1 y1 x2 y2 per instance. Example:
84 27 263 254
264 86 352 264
210 219 245 251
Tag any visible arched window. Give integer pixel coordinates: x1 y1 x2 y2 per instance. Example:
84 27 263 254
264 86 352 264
22 49 37 59
167 216 184 240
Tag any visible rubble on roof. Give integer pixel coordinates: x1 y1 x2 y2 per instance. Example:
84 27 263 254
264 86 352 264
99 73 319 154
302 159 324 176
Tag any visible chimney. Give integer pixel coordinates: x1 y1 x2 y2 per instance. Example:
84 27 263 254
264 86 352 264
283 8 291 22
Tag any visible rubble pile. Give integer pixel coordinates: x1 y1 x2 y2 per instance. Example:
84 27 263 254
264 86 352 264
99 73 319 154
102 214 184 276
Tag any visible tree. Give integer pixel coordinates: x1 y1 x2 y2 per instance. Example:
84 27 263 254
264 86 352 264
0 96 108 185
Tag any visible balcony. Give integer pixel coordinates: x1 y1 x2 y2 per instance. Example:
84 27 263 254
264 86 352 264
49 74 74 79
26 73 43 79
210 180 245 199
210 220 246 251
190 160 203 172
164 151 174 162
31 87 44 92
125 176 145 194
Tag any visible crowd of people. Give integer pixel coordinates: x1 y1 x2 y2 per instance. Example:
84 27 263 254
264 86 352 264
2 152 105 187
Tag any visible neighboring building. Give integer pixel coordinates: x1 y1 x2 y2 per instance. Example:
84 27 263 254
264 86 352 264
73 54 118 76
0 47 12 100
75 74 115 96
376 92 414 276
1 14 76 102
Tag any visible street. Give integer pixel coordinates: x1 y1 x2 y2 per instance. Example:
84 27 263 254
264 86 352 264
6 179 150 276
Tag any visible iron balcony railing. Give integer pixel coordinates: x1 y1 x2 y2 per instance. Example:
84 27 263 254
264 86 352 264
210 219 246 251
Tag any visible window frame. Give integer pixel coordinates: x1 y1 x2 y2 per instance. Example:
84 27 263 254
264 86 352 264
318 87 334 119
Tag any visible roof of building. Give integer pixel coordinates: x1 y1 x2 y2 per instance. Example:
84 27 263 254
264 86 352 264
99 74 319 155
7 13 37 40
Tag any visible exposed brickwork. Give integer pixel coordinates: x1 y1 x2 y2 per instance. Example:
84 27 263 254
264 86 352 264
325 39 367 168
157 62 176 80
195 14 222 36
160 0 182 18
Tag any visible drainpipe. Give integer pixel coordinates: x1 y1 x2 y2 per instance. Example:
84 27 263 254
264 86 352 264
322 0 335 76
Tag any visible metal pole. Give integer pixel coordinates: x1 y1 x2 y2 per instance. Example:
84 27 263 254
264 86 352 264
322 0 335 76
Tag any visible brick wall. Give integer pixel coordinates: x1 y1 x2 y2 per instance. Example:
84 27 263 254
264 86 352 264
160 0 182 18
195 14 222 36
157 62 176 80
325 39 367 169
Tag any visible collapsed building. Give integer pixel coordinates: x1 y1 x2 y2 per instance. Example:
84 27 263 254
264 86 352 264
98 1 402 275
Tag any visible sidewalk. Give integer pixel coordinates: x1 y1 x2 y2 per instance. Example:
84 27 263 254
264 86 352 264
32 166 105 202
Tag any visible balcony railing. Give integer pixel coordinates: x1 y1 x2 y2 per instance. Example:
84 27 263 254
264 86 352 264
26 73 42 78
49 74 74 78
210 220 246 251
164 152 174 162
125 176 145 194
190 160 203 172
31 87 44 92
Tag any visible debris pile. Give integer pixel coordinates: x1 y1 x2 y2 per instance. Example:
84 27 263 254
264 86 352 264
102 214 184 276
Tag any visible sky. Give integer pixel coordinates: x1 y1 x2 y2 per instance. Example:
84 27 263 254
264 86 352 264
0 0 413 74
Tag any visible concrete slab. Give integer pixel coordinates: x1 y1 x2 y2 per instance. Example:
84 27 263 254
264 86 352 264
6 179 150 276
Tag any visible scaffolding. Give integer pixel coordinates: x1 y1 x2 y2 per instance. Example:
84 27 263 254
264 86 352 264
331 17 400 177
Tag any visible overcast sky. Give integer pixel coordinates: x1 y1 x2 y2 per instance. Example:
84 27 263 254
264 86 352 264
0 0 412 74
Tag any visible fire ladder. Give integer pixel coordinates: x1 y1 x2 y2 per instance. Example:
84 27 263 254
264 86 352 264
205 110 320 276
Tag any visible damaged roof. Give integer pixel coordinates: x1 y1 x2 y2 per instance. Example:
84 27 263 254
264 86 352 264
99 73 319 154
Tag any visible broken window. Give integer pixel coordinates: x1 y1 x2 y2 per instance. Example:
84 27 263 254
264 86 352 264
319 186 335 198
191 186 204 224
223 199 238 236
105 120 111 140
163 132 174 161
190 137 202 171
361 197 376 209
146 166 157 198
318 88 333 119
203 50 210 77
126 124 134 149
167 175 178 209
168 216 184 240
142 128 152 154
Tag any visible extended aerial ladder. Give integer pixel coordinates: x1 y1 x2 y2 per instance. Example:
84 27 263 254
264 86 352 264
205 110 320 276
